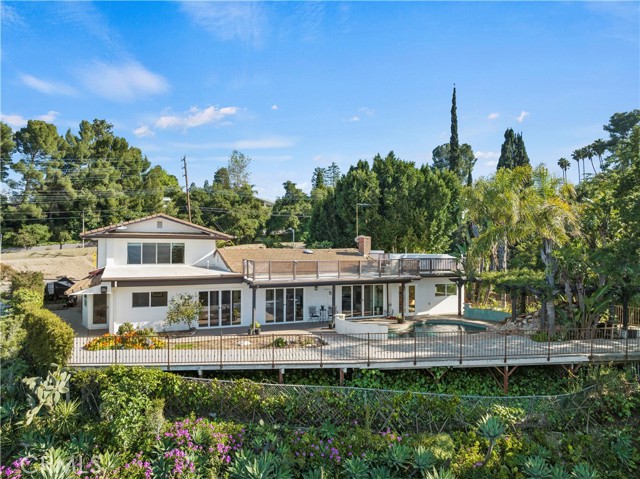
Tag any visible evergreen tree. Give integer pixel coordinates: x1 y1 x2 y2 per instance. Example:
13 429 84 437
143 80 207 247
497 129 529 170
449 86 461 175
1 122 15 183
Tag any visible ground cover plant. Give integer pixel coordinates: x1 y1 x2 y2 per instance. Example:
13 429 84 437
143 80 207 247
1 365 638 478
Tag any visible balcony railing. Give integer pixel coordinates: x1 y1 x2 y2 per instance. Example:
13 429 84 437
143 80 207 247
412 258 462 274
243 259 424 282
69 328 640 370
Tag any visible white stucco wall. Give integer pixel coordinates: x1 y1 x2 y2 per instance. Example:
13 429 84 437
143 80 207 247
109 284 250 333
413 277 461 315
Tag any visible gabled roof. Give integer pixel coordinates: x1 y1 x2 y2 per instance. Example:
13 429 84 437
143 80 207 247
65 268 104 295
217 246 363 273
81 213 234 240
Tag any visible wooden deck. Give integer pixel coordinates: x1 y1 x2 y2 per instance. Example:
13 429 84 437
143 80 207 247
69 328 640 372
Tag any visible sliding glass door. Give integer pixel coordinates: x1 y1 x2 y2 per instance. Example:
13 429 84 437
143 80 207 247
341 284 385 318
265 288 303 323
198 290 242 327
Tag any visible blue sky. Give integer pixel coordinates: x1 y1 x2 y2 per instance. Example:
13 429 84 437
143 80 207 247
1 1 638 200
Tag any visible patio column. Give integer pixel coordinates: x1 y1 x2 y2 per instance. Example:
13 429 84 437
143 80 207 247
331 284 336 316
400 283 405 321
251 286 257 332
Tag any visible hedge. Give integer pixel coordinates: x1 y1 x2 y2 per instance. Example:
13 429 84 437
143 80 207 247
22 306 74 368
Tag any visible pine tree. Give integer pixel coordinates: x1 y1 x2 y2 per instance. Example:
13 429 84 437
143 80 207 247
449 86 461 175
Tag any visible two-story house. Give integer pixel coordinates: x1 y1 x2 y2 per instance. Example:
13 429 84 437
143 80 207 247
67 214 463 334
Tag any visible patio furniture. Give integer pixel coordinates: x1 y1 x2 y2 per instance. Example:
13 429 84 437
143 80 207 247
308 306 320 321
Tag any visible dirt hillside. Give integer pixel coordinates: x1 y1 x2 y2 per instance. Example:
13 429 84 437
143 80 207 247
1 247 96 281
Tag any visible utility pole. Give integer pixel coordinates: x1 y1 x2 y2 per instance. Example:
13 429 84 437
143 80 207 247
181 156 192 222
82 210 85 248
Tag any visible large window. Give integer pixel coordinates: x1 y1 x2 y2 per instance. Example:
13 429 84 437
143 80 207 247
341 284 385 318
435 283 457 297
127 243 185 264
198 290 242 327
132 291 168 308
265 288 303 323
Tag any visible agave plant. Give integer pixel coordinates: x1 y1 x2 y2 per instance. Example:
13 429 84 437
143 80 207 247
368 465 396 479
523 455 552 479
570 463 599 479
383 443 412 472
477 414 506 465
20 431 57 457
91 450 122 478
412 446 436 474
424 466 457 479
341 457 369 479
68 432 96 460
36 447 74 479
302 466 327 479
228 450 289 479
550 464 570 479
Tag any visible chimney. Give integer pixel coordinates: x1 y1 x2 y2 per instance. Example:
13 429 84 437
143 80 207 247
356 236 371 256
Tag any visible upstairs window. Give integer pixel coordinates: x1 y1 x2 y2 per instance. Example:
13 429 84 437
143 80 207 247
127 243 142 264
127 242 185 264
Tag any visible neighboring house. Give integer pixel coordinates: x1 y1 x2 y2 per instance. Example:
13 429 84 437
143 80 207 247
67 214 463 334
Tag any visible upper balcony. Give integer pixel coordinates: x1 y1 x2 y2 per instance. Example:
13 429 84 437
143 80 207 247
242 257 461 283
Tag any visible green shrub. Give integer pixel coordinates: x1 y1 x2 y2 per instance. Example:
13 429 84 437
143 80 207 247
23 307 74 368
11 287 44 313
10 270 44 294
117 322 135 335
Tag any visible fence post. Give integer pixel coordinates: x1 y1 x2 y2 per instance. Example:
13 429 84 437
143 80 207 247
167 336 171 371
547 330 552 362
367 333 371 367
589 328 594 360
219 330 223 370
272 335 276 368
414 332 417 366
320 333 323 368
503 333 508 363
459 329 463 364
625 331 629 361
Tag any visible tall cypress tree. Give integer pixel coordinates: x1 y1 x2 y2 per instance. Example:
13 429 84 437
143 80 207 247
497 128 516 170
449 86 461 175
498 129 530 170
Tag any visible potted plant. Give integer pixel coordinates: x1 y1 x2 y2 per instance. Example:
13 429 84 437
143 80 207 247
248 321 261 335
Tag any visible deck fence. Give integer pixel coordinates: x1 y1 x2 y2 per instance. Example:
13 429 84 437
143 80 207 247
69 328 640 370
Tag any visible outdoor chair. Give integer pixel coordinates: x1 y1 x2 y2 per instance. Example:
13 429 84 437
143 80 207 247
308 306 320 321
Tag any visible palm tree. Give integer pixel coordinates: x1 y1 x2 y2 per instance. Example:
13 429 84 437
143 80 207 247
591 139 607 169
584 145 597 175
571 149 583 182
557 157 570 183
530 166 578 333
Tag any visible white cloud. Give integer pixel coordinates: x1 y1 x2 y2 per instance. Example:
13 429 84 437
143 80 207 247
1 4 25 27
487 112 500 120
155 105 239 130
516 111 530 123
21 74 77 96
133 125 154 137
38 111 60 122
180 2 267 48
271 104 279 110
0 114 27 129
359 107 375 117
233 137 294 149
80 61 169 102
348 116 360 122
475 151 499 160
1 110 59 128
485 160 498 168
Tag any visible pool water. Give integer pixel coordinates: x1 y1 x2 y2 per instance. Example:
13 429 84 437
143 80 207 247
413 321 487 334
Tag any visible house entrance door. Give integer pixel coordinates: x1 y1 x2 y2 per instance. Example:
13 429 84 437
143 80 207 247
93 294 107 325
